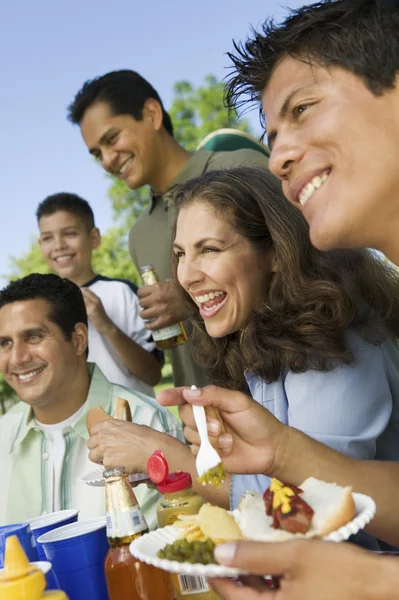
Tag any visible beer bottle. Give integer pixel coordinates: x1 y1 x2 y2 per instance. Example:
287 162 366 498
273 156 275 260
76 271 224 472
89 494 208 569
140 265 187 350
104 467 176 600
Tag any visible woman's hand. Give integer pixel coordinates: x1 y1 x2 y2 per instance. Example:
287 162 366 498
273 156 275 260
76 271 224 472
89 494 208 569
158 385 287 477
87 418 188 473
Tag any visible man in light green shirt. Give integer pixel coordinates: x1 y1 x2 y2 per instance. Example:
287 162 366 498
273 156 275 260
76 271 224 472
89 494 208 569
0 274 183 528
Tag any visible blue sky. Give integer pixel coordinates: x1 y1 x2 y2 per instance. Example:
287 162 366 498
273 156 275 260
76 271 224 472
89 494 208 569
1 0 304 284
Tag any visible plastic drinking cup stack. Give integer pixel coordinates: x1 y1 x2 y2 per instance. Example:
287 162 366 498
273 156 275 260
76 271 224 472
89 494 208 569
37 518 109 600
29 509 79 561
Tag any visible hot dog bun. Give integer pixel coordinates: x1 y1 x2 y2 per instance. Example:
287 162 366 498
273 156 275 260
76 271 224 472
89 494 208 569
86 406 112 436
237 477 355 542
300 477 355 536
86 398 132 436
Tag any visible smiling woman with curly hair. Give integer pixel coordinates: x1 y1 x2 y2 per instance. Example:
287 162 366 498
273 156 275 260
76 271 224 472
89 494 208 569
172 167 399 547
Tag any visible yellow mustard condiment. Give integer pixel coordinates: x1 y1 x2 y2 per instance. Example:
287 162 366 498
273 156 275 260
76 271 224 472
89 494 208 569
270 478 295 514
0 535 69 600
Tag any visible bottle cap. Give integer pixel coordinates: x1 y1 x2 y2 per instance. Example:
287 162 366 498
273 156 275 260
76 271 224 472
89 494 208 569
0 535 46 599
147 451 193 493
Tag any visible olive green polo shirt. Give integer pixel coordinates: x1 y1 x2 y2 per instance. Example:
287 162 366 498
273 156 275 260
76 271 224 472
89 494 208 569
129 148 269 387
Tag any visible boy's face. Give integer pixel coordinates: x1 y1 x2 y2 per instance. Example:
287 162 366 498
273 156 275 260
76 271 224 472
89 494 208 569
39 211 99 283
79 101 161 190
262 56 399 256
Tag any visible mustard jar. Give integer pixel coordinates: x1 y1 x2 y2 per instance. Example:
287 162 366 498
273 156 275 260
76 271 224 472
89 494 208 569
147 451 221 600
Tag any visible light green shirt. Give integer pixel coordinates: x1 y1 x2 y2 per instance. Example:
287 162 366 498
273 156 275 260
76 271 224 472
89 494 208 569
0 364 184 528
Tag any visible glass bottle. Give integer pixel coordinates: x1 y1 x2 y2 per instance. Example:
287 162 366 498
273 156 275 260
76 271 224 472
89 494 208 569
104 466 176 600
140 265 187 350
147 451 221 600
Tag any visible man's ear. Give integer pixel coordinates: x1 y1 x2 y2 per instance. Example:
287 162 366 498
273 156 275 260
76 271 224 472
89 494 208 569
142 98 163 132
72 323 89 356
90 227 101 251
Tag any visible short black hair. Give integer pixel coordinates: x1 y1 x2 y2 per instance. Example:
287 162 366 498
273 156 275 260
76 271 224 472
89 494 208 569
226 0 399 125
36 192 95 232
0 274 88 340
68 69 174 137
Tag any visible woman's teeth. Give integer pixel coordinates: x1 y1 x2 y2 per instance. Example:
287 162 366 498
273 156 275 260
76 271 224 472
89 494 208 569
195 291 225 303
299 171 329 207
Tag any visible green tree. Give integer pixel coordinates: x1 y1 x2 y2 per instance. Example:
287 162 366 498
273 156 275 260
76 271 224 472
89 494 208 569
169 75 251 150
0 377 16 415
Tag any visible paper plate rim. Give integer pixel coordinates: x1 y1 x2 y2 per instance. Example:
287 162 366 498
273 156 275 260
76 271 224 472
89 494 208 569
129 492 375 578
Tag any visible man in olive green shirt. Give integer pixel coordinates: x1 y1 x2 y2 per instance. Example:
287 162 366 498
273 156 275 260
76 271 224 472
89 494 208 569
68 70 269 386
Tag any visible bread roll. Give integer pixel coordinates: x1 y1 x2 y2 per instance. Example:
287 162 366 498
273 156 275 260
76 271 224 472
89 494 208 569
86 398 132 436
86 406 112 436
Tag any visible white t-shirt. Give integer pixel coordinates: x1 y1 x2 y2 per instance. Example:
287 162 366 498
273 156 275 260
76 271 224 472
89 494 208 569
84 276 163 397
36 403 86 512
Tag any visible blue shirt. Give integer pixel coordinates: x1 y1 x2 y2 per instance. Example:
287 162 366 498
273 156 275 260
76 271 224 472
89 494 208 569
230 332 399 511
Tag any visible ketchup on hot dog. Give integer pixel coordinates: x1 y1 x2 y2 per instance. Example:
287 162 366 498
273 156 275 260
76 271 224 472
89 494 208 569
263 478 314 534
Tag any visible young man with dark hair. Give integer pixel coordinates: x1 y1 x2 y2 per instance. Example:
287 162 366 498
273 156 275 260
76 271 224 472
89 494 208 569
160 1 399 597
68 69 269 387
37 192 162 396
0 274 183 528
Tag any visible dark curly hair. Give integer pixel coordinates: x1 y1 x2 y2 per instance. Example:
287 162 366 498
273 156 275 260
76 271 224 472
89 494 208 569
225 0 399 130
0 274 88 340
172 167 399 392
67 69 174 137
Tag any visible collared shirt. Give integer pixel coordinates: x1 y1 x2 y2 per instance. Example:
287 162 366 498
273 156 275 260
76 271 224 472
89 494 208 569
230 332 399 512
0 364 184 529
128 148 269 387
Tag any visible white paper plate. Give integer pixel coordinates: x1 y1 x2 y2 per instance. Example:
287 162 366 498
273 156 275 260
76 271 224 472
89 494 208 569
130 492 375 578
130 525 247 578
77 467 149 487
322 493 376 542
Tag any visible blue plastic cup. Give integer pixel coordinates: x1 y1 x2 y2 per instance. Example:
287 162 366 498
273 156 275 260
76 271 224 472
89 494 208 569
38 517 109 600
31 560 60 590
0 523 38 568
29 509 79 561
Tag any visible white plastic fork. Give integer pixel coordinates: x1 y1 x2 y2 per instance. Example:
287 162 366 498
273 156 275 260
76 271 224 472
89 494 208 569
192 404 222 478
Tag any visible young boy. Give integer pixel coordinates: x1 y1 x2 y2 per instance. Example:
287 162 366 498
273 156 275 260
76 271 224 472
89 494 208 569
37 192 162 396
